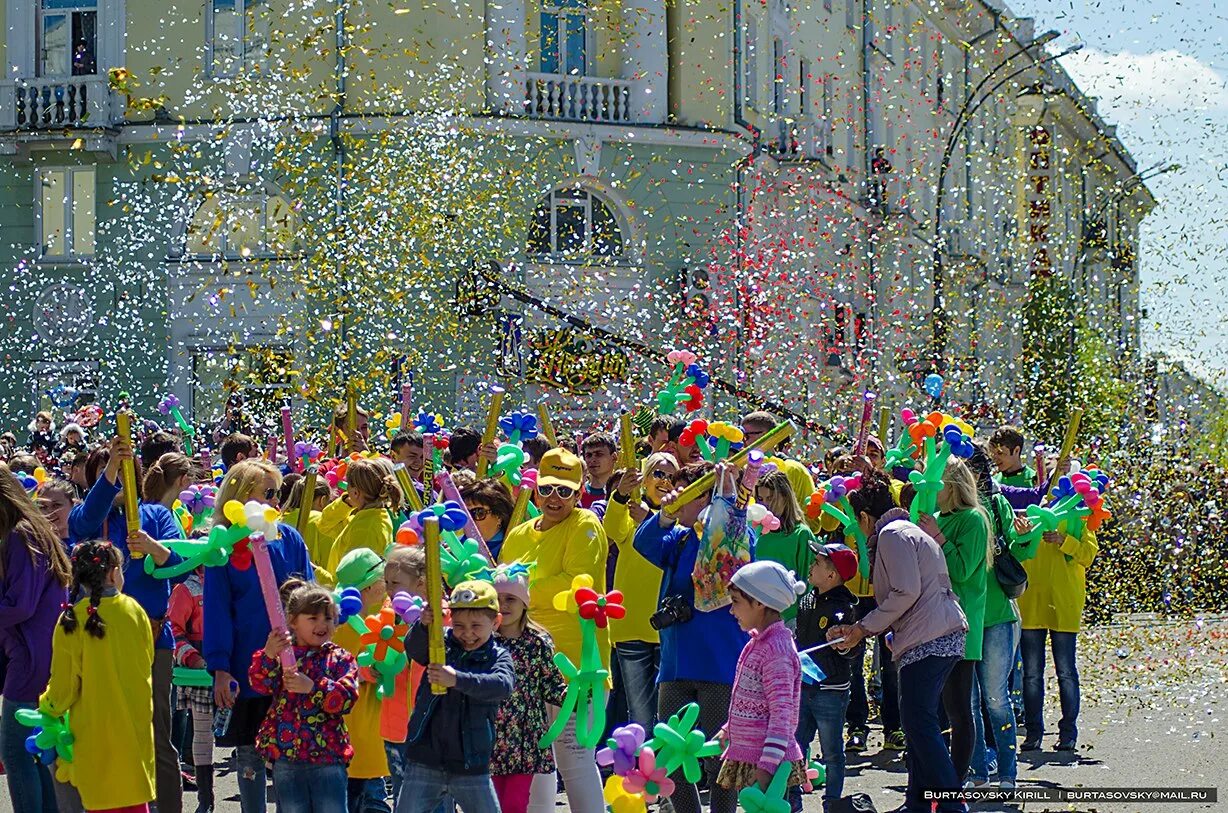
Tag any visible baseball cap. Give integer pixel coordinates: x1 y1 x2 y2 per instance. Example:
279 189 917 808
536 448 583 490
448 580 500 612
335 548 386 590
809 541 859 583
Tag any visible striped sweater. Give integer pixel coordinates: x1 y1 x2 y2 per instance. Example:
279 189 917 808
722 620 804 772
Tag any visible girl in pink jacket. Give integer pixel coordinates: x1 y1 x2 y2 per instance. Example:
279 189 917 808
718 560 809 794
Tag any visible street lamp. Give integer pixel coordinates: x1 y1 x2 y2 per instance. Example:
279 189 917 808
929 37 1084 374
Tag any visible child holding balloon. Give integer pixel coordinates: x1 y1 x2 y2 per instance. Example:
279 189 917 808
43 540 156 813
249 579 359 813
326 458 400 574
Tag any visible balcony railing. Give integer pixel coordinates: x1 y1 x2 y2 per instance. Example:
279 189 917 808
0 76 116 131
524 73 633 123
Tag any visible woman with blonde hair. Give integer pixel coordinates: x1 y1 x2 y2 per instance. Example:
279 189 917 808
325 457 400 573
916 456 991 786
202 458 313 813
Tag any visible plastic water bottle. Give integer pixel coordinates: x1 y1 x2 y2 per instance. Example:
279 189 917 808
212 707 232 739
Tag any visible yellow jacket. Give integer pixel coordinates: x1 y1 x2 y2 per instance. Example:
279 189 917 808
335 598 391 779
602 499 661 646
281 507 337 587
41 592 155 810
499 508 610 670
328 506 393 574
1018 531 1098 633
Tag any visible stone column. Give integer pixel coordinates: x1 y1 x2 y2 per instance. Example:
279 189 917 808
621 0 667 123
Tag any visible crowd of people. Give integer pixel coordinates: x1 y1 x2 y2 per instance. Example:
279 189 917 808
0 399 1102 813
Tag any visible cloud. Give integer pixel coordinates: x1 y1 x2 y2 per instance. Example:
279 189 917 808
1060 48 1228 117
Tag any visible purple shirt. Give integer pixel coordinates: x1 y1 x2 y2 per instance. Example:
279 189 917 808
0 531 69 701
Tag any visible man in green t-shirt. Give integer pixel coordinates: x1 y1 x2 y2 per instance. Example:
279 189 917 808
988 426 1037 487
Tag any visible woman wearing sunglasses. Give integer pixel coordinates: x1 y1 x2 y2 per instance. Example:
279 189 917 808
202 458 314 813
499 447 607 812
601 452 678 728
460 478 515 560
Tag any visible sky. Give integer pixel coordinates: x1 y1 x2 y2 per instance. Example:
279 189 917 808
1007 0 1228 386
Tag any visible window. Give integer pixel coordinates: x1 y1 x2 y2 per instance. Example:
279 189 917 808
821 76 834 156
881 0 893 61
799 59 811 118
772 38 786 117
541 0 587 76
527 187 624 258
845 0 856 30
37 166 95 259
38 0 97 77
206 0 268 78
185 184 296 258
744 15 759 110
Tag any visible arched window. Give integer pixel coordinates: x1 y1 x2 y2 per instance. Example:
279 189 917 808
183 181 295 259
527 187 624 259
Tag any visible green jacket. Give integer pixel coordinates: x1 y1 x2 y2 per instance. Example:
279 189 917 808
936 508 990 661
754 524 816 621
981 493 1040 628
994 465 1036 488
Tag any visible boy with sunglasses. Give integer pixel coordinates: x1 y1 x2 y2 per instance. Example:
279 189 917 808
497 448 608 809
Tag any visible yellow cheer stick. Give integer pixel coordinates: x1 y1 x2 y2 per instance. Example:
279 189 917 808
666 420 796 510
877 406 890 451
619 411 643 504
116 410 142 556
508 484 533 530
295 467 318 536
536 403 558 448
422 514 447 695
393 463 424 513
1044 407 1083 500
346 390 359 455
475 387 506 478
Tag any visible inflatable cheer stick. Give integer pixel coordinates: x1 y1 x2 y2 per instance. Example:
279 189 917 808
475 387 506 478
400 378 413 432
853 391 877 456
738 761 793 813
422 515 447 695
646 701 722 783
1044 408 1083 500
116 410 143 557
158 395 195 456
668 421 796 510
508 469 537 529
295 466 319 536
540 576 617 749
735 450 767 510
346 390 360 455
281 406 296 472
421 432 437 507
393 463 425 513
435 469 493 563
877 406 891 454
619 412 644 505
250 530 297 675
536 403 559 448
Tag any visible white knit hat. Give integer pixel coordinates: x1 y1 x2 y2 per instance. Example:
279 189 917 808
731 560 807 612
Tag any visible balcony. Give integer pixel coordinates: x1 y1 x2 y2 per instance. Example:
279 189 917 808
524 73 634 124
0 76 118 132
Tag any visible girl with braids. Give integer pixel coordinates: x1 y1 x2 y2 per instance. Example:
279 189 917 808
69 435 185 813
325 458 401 573
0 463 72 813
202 459 313 813
42 540 156 813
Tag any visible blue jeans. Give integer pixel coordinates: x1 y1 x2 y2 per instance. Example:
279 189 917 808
897 654 963 813
615 641 661 728
274 761 349 813
1008 641 1024 718
1 698 58 813
237 744 269 813
1021 628 1080 743
970 622 1020 782
789 687 849 810
386 741 408 804
349 777 392 813
394 763 499 813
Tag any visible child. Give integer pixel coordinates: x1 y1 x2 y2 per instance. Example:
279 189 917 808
282 476 338 587
719 560 807 796
753 470 817 626
28 411 57 462
168 566 216 813
326 458 400 574
490 564 566 813
333 548 392 813
791 543 859 812
42 540 156 813
249 579 359 813
382 545 429 803
398 580 514 813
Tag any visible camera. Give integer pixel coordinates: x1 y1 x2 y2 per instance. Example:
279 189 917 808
650 594 694 631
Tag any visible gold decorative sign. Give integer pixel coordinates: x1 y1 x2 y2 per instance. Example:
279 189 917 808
525 328 629 394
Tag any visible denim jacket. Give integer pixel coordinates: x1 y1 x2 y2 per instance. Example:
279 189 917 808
404 622 515 774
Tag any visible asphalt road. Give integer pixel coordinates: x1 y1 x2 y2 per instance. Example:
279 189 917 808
5 618 1226 813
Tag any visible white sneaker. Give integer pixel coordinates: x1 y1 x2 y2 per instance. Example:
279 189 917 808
963 778 990 789
998 780 1016 790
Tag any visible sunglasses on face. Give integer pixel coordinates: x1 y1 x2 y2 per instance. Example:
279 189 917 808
650 470 671 481
263 488 278 501
469 506 490 521
537 484 576 499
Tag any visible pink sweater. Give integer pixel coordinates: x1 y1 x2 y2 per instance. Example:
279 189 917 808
722 621 803 772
